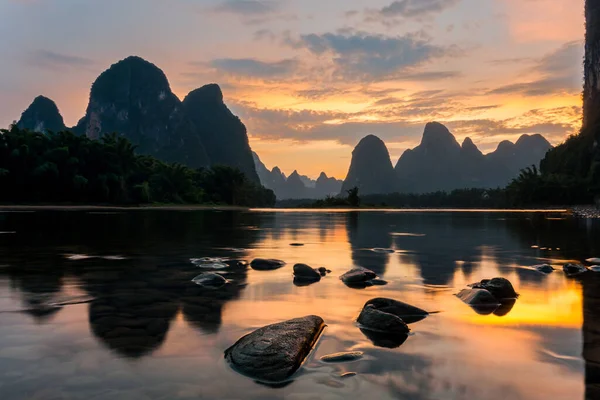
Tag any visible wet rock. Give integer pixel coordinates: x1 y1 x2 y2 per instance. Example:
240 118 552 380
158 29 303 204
534 264 555 273
224 315 325 383
456 289 500 307
587 258 600 265
293 264 321 282
340 267 377 284
370 279 388 286
318 267 328 276
250 258 286 271
320 351 363 363
564 263 588 276
340 372 357 379
357 304 410 334
290 243 304 247
470 277 518 299
361 298 428 324
191 273 227 289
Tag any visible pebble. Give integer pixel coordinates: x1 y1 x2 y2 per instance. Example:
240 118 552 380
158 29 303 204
320 351 364 363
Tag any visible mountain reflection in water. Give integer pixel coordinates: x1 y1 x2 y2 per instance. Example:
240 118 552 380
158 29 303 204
0 209 598 400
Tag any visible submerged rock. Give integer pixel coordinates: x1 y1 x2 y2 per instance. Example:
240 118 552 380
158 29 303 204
340 267 377 284
320 351 364 363
470 277 518 299
357 305 410 334
293 264 321 282
360 328 409 349
318 267 328 276
534 264 555 274
191 273 227 289
340 372 357 379
290 243 304 247
587 258 600 265
456 289 500 307
224 315 325 383
494 299 516 317
361 298 428 324
564 263 588 276
250 259 286 271
372 248 395 254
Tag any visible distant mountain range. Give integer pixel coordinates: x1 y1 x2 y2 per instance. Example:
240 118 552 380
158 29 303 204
252 152 343 200
343 122 553 195
14 56 553 199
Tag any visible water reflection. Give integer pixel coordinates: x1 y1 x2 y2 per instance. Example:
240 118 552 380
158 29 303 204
0 209 597 399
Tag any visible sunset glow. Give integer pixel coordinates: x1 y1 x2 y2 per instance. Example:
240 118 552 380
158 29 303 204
0 0 586 178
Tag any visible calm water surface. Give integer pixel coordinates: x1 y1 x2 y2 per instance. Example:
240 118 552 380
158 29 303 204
0 209 599 400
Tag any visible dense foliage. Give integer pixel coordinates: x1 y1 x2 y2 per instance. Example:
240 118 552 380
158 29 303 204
0 126 275 206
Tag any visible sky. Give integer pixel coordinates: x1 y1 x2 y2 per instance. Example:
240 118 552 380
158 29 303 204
0 0 586 179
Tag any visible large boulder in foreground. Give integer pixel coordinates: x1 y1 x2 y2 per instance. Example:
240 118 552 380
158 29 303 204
361 298 429 324
470 277 518 299
224 316 325 383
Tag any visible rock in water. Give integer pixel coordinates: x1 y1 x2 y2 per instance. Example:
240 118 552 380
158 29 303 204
224 316 325 383
456 289 500 307
534 264 555 273
318 267 328 276
293 264 321 282
564 263 588 276
320 351 364 363
587 258 600 265
357 305 410 334
361 298 428 324
191 273 227 289
370 279 388 286
340 267 377 284
470 277 518 299
250 259 286 271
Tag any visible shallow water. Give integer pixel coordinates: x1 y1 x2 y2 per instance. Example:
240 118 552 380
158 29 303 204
0 209 599 400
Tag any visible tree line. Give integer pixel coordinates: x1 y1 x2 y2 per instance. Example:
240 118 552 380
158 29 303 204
0 126 275 207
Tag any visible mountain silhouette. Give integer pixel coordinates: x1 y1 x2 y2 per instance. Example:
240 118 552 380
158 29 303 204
252 152 342 199
17 95 66 134
394 122 552 193
342 135 398 195
16 56 259 178
182 84 259 183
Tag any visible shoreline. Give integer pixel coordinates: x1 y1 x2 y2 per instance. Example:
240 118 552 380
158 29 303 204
0 204 250 211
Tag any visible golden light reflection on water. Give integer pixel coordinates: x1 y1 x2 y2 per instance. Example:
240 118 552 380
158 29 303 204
0 210 597 400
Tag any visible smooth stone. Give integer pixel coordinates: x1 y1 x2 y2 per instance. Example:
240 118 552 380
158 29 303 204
293 264 321 281
470 277 518 299
361 298 428 324
564 263 588 276
340 267 377 284
224 315 325 383
534 264 555 273
357 304 410 334
587 258 600 265
290 243 304 247
370 279 388 286
191 273 227 288
456 289 500 307
318 267 328 276
191 257 223 264
196 262 229 270
250 258 286 271
320 351 364 363
340 372 357 379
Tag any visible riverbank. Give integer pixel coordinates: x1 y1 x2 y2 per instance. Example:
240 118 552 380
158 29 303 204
0 204 250 211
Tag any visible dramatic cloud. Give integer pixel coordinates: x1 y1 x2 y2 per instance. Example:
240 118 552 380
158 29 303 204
288 31 462 80
209 58 299 78
212 0 278 15
487 41 583 97
377 0 461 18
27 50 94 71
